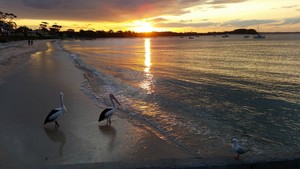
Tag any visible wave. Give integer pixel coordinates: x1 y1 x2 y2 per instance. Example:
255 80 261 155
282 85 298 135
59 42 202 156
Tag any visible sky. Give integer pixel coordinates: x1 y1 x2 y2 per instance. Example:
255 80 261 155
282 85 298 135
1 0 299 32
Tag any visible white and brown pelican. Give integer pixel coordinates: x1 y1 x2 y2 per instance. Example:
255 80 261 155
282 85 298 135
98 94 121 125
44 92 67 128
232 138 249 160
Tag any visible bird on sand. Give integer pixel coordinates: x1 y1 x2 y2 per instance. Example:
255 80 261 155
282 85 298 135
98 94 121 125
44 92 67 128
232 138 249 160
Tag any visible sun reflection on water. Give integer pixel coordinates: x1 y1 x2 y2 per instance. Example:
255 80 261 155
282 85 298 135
140 38 154 94
144 39 151 68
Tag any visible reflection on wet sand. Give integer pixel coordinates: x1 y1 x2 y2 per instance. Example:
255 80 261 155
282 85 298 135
98 125 116 152
44 127 66 156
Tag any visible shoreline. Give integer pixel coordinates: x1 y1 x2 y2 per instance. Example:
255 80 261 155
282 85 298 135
0 40 192 167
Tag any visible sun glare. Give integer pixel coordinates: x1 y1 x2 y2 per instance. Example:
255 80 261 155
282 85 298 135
133 21 154 33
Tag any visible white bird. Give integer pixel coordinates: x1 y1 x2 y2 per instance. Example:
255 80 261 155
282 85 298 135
44 92 67 128
98 94 121 125
232 138 249 160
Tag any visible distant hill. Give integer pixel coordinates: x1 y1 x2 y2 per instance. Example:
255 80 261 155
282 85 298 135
230 29 258 34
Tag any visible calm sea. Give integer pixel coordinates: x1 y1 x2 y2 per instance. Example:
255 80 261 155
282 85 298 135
62 34 300 159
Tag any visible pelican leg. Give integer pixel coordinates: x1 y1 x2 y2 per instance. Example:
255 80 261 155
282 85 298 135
55 121 60 128
107 118 111 126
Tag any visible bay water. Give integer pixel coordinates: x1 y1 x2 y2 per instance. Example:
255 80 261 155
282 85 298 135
62 34 300 159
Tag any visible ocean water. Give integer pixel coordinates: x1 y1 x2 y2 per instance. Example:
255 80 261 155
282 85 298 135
62 34 300 159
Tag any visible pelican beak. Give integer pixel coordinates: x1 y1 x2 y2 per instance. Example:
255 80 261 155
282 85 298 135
110 94 121 106
115 99 121 106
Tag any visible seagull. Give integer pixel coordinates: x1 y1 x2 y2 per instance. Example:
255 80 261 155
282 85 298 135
44 92 67 128
232 138 249 160
98 94 121 125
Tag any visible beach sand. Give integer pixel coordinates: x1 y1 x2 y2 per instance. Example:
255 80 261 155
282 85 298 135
0 40 192 167
0 40 48 81
1 40 300 169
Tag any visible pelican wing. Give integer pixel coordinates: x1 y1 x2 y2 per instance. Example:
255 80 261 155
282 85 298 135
98 107 113 122
44 108 63 124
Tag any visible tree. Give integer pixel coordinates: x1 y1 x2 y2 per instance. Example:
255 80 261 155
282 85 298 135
15 26 32 37
66 29 75 32
64 29 75 38
50 24 62 32
0 11 17 35
49 23 62 37
108 29 114 34
39 22 48 31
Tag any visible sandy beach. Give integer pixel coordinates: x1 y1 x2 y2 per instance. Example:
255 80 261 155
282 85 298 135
0 40 300 169
0 40 192 168
0 40 48 81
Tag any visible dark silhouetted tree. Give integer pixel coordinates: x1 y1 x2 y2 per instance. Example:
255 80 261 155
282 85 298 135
15 26 32 37
39 22 48 31
0 11 17 35
49 23 62 37
64 29 75 38
50 24 62 32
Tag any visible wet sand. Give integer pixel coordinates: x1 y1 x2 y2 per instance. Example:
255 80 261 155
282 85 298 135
0 41 191 167
0 40 48 80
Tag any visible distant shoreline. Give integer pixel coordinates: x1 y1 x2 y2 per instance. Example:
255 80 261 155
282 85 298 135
1 29 300 43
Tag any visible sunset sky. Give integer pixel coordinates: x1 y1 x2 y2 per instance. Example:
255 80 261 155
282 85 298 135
1 0 299 32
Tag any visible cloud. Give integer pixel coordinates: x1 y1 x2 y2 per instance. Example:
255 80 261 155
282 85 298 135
1 0 253 22
22 0 62 9
180 19 193 22
149 17 168 22
0 0 204 22
282 17 300 24
206 0 247 4
156 21 218 28
211 5 226 8
6 0 299 33
282 5 298 9
176 0 204 4
222 19 278 27
262 17 300 26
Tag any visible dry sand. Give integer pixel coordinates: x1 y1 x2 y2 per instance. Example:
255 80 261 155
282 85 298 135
0 40 191 168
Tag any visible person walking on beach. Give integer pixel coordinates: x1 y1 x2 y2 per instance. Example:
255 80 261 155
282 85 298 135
30 40 33 46
28 39 30 46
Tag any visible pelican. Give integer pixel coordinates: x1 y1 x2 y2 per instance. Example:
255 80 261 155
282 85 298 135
44 92 67 128
98 94 121 125
232 138 249 160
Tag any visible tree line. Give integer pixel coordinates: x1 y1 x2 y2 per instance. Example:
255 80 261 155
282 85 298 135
1 11 259 43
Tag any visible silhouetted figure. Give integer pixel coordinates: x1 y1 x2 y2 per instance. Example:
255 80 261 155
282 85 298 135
30 40 33 46
28 39 30 46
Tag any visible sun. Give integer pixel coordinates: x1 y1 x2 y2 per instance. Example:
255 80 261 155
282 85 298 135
132 21 154 33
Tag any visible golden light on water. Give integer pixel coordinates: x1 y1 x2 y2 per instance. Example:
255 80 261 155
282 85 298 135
140 38 154 94
144 38 151 68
